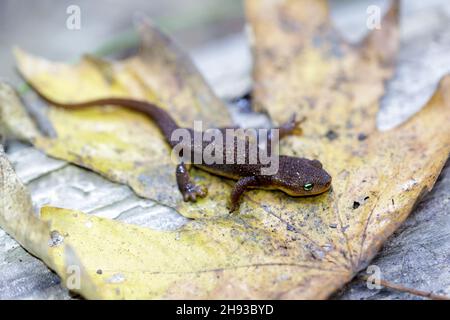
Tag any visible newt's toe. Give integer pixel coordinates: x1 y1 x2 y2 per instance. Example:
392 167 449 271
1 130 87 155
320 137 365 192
288 114 305 135
228 202 239 213
182 184 207 202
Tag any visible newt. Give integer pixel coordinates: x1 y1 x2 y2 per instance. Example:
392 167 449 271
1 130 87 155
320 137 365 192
32 95 332 212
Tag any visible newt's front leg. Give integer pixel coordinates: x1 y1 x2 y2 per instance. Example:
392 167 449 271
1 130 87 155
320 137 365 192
229 176 272 212
176 163 207 202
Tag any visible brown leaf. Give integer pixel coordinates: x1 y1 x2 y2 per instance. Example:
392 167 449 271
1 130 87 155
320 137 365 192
246 0 450 287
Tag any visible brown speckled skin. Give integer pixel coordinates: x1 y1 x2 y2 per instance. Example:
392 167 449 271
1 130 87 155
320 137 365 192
41 98 332 212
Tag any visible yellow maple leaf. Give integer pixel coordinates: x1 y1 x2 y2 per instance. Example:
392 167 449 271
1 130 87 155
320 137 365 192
1 0 448 299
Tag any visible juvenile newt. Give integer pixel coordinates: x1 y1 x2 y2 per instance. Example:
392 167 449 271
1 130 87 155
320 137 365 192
33 96 332 212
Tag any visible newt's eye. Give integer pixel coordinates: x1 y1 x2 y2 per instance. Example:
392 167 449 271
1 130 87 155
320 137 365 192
303 183 314 191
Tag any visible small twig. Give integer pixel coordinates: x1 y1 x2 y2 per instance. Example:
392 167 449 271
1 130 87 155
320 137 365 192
359 275 450 300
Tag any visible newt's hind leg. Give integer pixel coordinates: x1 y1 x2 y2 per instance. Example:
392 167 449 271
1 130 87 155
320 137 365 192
176 163 207 202
266 114 305 154
278 113 305 139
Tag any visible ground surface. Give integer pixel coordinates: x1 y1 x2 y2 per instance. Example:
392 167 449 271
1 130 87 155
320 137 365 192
0 0 449 299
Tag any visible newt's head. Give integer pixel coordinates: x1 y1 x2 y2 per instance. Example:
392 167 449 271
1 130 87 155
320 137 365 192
272 156 332 196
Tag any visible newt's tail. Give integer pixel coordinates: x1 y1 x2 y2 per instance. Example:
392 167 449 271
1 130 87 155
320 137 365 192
35 93 180 146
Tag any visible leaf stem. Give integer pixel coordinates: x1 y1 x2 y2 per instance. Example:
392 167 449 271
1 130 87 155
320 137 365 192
359 274 450 300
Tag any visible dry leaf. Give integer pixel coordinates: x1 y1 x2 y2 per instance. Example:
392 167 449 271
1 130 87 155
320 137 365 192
0 147 48 259
246 0 450 283
41 206 347 299
0 147 99 297
5 0 450 299
0 82 40 142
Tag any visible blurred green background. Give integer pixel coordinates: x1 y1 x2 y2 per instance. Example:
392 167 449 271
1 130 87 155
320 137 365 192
0 0 245 84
